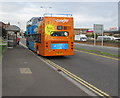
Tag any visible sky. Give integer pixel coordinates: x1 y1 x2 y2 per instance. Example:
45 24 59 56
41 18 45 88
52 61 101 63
0 1 119 31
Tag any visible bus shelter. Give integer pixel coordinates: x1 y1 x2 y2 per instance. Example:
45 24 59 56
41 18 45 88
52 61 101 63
5 25 20 48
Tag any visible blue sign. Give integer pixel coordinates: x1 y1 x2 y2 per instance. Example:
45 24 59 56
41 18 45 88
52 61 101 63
51 43 68 49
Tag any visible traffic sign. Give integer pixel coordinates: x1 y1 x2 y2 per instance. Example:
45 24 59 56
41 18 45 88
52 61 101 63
94 24 103 34
93 24 104 46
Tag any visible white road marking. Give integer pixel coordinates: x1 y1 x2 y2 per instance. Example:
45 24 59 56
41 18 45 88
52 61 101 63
20 68 32 74
20 42 111 97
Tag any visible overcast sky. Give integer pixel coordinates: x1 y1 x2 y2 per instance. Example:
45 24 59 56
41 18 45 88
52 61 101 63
0 1 119 31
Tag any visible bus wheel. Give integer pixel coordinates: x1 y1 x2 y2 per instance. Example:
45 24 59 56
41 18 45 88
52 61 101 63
28 47 31 50
36 48 40 56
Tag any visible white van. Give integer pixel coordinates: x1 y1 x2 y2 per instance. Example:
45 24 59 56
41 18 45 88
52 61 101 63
74 34 88 41
97 36 120 41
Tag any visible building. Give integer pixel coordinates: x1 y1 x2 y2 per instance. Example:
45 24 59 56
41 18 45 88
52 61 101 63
74 27 120 37
74 28 88 35
74 28 93 37
104 30 120 37
74 28 92 35
0 21 10 38
104 27 120 37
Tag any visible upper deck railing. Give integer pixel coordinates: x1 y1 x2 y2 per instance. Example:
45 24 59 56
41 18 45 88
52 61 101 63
43 13 72 17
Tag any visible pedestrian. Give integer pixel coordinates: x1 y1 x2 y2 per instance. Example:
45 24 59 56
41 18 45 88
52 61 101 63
17 37 20 45
26 37 29 46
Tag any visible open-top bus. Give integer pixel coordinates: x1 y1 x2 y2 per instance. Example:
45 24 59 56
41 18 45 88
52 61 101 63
26 14 74 56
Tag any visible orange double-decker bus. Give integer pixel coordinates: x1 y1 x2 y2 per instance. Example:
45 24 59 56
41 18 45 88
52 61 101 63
26 14 74 56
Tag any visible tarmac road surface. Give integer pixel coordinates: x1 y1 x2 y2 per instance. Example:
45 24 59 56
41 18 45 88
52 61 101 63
2 45 89 96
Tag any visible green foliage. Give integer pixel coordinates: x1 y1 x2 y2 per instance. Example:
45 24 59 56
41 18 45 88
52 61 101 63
0 45 7 56
104 40 120 43
90 33 99 39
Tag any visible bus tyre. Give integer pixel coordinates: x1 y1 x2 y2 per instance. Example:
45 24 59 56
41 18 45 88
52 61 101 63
36 48 40 56
28 47 30 50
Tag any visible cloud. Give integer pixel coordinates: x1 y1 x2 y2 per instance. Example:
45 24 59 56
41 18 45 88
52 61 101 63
0 2 118 30
0 0 120 2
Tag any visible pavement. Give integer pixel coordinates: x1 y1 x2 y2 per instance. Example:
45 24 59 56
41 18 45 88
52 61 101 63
2 45 89 96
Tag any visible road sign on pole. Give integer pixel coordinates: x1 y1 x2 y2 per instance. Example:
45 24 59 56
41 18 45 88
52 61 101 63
118 1 120 31
93 24 104 46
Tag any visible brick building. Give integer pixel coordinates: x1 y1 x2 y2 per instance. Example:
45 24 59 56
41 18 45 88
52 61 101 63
74 28 120 37
74 28 93 36
104 30 120 37
0 21 10 38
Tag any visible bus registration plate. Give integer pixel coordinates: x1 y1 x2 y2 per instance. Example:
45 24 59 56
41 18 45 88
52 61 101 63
51 43 68 49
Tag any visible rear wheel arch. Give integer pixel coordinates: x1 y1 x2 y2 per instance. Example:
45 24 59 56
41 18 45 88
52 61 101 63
36 46 40 55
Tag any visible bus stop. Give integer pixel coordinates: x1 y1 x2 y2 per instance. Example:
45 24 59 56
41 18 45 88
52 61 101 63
5 25 20 48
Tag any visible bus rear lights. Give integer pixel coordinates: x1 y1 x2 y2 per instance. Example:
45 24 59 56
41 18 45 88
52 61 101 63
46 45 48 47
46 48 48 50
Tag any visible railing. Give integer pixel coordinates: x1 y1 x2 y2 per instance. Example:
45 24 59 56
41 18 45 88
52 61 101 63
43 13 72 17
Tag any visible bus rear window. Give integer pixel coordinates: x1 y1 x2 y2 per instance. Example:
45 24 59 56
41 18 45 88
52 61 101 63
50 31 69 37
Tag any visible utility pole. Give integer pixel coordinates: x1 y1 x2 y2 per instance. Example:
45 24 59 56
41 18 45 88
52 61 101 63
40 6 52 16
17 22 22 36
118 1 120 31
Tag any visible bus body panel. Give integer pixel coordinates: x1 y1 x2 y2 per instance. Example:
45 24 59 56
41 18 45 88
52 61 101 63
28 41 35 51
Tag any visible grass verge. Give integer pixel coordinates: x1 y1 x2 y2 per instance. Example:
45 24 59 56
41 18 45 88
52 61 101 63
0 45 7 56
74 47 120 58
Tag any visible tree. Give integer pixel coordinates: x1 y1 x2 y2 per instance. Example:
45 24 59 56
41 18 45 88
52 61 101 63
90 33 98 39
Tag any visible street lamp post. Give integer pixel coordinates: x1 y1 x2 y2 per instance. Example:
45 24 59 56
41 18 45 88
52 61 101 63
17 22 22 36
40 6 52 15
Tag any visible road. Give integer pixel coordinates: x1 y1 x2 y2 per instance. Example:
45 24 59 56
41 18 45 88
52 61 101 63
47 51 118 96
21 38 119 55
74 43 119 55
17 38 119 96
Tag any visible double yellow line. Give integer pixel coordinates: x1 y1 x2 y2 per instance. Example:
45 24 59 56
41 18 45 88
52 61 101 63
21 43 112 97
42 57 112 98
